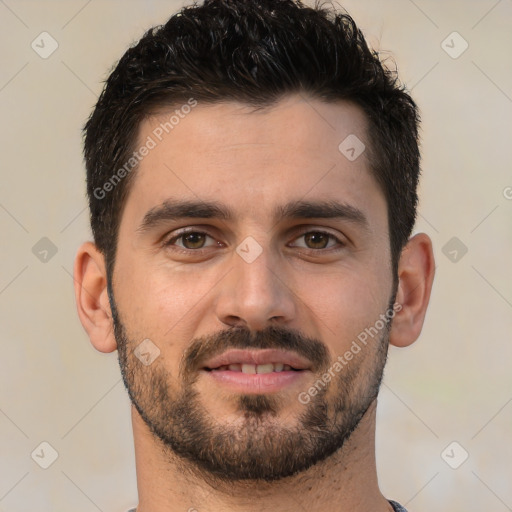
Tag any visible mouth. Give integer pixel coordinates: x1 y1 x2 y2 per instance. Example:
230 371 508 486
202 348 311 372
205 363 302 373
200 349 311 393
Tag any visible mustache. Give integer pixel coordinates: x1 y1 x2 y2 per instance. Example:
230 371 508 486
180 324 330 378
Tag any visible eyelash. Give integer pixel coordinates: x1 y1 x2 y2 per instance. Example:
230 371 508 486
162 228 345 255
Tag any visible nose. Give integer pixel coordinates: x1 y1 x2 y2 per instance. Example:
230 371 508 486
214 245 297 331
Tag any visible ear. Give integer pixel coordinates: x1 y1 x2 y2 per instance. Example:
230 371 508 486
389 233 435 348
73 241 117 353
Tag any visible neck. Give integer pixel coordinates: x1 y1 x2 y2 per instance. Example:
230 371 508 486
131 400 393 512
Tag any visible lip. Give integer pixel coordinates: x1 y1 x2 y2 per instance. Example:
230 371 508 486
203 367 310 393
202 348 312 370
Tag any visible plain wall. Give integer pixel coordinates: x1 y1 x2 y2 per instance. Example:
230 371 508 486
0 1 511 510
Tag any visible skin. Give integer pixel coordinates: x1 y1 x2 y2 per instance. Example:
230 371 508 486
74 94 435 512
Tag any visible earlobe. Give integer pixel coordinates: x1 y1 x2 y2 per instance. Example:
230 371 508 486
389 233 435 348
73 241 118 353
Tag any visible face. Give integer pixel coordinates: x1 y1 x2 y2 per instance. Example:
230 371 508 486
110 94 396 482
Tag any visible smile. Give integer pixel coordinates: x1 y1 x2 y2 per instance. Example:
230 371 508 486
207 363 301 373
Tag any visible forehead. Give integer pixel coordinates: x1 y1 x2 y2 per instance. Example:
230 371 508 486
124 94 385 228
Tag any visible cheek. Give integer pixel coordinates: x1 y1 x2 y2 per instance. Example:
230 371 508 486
300 265 389 357
117 264 219 356
113 256 185 341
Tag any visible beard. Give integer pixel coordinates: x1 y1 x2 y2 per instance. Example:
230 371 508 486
110 286 393 483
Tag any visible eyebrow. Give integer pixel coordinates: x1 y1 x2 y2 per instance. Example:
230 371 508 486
136 198 370 234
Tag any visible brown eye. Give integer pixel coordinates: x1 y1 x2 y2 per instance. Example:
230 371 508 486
303 232 331 249
164 231 217 250
290 230 341 250
180 232 207 249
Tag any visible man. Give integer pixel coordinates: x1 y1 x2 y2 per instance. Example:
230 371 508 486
74 0 435 510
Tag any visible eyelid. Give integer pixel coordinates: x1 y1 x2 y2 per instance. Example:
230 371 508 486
288 228 345 249
163 228 219 250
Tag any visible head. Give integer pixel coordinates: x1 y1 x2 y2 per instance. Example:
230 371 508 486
75 0 434 483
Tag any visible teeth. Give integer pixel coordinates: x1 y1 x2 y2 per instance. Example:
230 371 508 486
212 363 298 372
212 363 300 374
241 364 257 374
256 363 274 374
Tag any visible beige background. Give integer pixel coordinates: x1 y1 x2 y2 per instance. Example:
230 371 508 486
1 0 511 510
